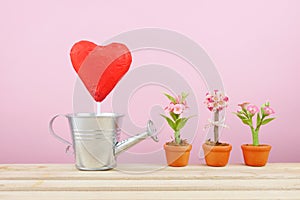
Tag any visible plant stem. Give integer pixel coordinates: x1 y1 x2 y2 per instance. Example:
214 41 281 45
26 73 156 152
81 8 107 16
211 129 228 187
251 127 259 146
214 110 219 143
175 130 181 144
253 113 264 146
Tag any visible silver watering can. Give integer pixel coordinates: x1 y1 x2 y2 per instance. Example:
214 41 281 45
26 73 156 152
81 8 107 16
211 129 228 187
49 113 159 170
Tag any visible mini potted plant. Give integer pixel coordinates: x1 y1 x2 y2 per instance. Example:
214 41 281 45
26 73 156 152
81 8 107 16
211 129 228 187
202 90 232 167
234 102 275 166
161 92 193 167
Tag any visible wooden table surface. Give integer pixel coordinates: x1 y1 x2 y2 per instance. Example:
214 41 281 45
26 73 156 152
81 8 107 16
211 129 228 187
0 163 299 199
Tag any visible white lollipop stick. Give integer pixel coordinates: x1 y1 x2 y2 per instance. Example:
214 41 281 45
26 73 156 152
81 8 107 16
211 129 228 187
96 102 101 116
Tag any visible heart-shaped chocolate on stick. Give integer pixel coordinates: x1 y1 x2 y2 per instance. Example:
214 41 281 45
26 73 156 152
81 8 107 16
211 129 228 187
70 40 132 102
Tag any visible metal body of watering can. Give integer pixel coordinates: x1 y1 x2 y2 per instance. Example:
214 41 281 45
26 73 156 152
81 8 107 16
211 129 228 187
49 113 158 171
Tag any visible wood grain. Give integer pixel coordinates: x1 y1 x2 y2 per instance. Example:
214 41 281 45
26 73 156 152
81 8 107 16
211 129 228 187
0 163 299 199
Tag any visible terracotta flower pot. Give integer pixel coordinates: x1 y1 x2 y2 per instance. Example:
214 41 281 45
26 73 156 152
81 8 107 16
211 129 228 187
241 144 271 167
164 144 192 167
202 143 232 167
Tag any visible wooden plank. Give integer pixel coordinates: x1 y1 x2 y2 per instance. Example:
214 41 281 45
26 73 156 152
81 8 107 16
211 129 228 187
0 179 299 191
1 169 300 180
0 191 300 200
1 163 300 172
0 163 299 200
1 163 300 180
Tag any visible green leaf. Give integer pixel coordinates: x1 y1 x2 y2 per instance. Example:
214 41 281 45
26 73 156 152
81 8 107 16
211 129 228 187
175 117 189 131
261 118 275 125
261 107 265 118
257 112 261 126
233 109 246 116
239 113 248 119
242 107 248 115
164 93 176 103
181 92 189 102
241 108 251 118
238 114 248 120
242 119 251 126
233 112 248 120
160 114 176 130
170 112 179 121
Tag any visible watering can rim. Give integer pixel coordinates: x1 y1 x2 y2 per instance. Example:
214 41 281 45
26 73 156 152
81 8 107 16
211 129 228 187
65 112 124 118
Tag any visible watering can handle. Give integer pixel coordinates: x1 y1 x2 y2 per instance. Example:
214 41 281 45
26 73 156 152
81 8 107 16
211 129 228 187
49 114 72 146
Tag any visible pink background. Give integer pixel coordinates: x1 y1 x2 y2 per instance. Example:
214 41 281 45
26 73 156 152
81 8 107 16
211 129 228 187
0 0 299 164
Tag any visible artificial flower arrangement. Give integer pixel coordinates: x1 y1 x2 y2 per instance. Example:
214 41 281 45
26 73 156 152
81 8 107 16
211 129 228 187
234 102 275 166
161 92 193 167
204 90 229 144
202 90 232 167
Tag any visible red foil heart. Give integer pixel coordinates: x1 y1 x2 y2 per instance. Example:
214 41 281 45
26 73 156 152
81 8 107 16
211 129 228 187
70 40 132 102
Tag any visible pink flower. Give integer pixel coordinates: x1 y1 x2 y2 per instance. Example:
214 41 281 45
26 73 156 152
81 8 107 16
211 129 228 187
247 104 259 115
238 102 250 109
175 95 181 104
204 90 229 112
205 94 214 103
173 104 185 114
205 102 214 111
164 103 174 112
182 100 189 109
223 96 229 102
263 106 275 115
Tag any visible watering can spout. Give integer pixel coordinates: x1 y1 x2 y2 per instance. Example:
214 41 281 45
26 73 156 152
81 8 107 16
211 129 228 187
115 120 159 156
